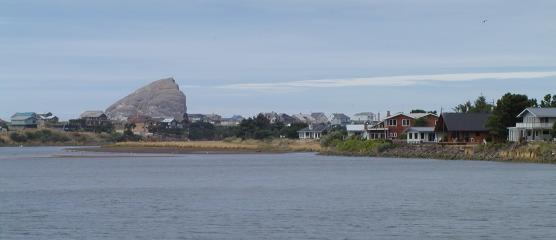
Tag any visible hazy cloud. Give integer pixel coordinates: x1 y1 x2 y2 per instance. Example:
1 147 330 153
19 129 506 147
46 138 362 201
219 71 556 91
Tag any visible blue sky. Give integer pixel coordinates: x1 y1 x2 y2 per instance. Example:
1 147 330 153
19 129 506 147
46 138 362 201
1 0 555 120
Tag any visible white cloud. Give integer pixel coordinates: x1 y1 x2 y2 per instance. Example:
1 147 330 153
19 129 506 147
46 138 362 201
218 71 556 91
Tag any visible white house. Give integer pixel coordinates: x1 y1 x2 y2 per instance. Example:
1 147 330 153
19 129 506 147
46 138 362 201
405 127 436 144
508 108 556 142
298 124 328 140
346 124 365 137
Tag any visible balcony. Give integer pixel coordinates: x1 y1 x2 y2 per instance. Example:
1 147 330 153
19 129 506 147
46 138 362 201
515 122 553 129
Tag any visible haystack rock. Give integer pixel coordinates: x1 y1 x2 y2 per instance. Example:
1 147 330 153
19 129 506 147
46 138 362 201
106 77 187 121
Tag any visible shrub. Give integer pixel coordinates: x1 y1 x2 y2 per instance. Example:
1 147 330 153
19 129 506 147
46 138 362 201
334 139 393 155
10 132 27 142
320 131 345 147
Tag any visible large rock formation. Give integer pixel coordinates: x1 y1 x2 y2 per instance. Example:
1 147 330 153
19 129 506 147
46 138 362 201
106 77 187 121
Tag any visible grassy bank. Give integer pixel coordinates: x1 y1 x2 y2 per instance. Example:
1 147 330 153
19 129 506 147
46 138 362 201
99 138 322 153
321 138 556 163
0 129 120 146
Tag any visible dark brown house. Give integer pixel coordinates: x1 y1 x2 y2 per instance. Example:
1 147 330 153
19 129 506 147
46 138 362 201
435 113 491 144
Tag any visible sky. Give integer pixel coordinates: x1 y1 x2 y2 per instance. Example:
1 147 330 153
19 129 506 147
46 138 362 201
1 0 555 120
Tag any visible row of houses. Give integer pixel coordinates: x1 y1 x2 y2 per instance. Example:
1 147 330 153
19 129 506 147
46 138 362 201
297 108 556 144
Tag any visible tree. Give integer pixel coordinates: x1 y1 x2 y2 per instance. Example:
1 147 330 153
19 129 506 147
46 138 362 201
410 109 426 113
453 100 472 113
486 93 537 141
453 96 493 113
469 95 493 113
540 94 556 107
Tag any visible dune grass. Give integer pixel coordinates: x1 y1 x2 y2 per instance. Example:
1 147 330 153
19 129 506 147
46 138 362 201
108 138 321 152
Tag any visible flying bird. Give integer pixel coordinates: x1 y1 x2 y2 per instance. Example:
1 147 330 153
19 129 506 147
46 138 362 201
482 19 488 23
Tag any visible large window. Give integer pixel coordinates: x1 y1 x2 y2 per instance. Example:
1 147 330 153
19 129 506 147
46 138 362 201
387 119 397 126
402 119 410 126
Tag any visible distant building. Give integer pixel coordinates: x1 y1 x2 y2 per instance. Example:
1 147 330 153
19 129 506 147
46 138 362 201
508 108 556 142
351 112 376 124
435 113 491 144
330 113 351 126
160 118 181 129
364 121 389 140
310 112 329 124
262 112 295 124
37 112 59 128
346 124 366 137
406 127 436 144
205 114 222 125
188 114 207 123
0 118 8 132
292 113 316 124
298 124 329 140
10 112 38 129
128 115 155 136
220 115 244 127
80 111 108 126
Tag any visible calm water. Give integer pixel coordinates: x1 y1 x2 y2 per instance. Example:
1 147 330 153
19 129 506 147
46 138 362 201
1 147 556 239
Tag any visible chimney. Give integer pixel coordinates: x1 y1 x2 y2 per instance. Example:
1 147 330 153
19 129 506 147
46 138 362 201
377 112 380 121
386 111 391 117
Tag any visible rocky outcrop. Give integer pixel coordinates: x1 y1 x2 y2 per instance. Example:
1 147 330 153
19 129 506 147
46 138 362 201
106 77 187 121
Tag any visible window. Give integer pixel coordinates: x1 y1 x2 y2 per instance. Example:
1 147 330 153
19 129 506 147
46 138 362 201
402 119 410 126
420 133 425 139
409 133 413 139
387 119 397 126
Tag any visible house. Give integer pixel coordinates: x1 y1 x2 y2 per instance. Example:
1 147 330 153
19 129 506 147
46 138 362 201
351 112 376 124
435 113 491 144
292 113 316 124
0 118 7 132
330 113 351 126
311 112 329 124
79 111 111 131
298 124 329 139
128 115 155 136
159 118 181 129
188 114 207 123
383 112 438 139
406 127 436 144
508 108 556 142
220 115 244 127
37 112 59 128
205 114 222 125
10 112 38 129
365 121 389 140
346 124 366 137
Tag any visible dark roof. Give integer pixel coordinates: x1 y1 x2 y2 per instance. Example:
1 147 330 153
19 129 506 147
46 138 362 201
517 108 556 118
439 113 491 132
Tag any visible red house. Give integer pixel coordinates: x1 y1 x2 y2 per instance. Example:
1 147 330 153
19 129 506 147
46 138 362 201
383 112 438 139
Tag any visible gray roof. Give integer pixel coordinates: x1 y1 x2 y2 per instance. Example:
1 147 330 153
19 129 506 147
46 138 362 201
517 108 556 118
80 111 106 118
438 113 491 132
406 127 435 133
11 112 37 121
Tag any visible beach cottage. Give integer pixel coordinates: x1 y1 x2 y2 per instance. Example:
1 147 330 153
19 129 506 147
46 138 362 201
508 108 556 142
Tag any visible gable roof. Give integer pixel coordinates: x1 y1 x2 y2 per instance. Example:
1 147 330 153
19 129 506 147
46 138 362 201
11 112 37 120
80 111 106 118
385 112 436 120
438 113 491 132
517 108 556 118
